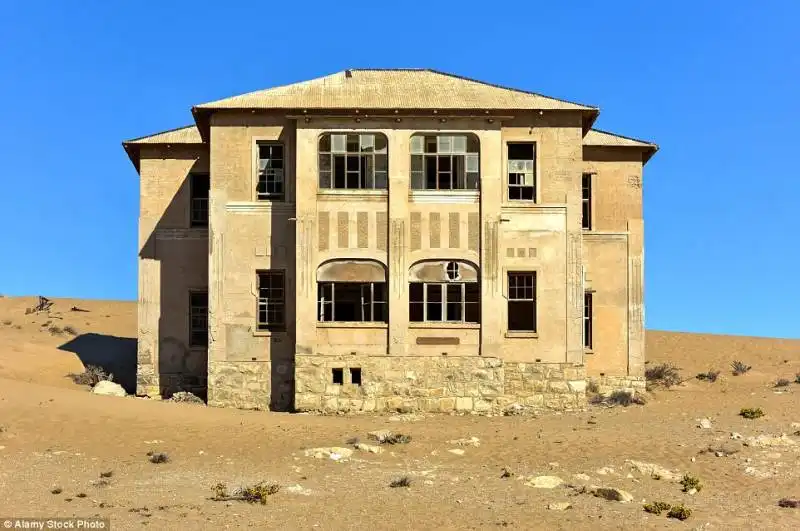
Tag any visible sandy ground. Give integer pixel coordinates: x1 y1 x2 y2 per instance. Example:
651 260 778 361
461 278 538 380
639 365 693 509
0 295 798 530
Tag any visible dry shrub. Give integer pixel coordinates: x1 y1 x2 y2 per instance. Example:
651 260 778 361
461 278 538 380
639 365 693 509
2 319 11 326
680 474 701 492
667 504 692 520
597 390 646 407
696 370 720 382
212 482 280 504
47 325 63 336
147 451 169 464
390 476 412 488
775 379 792 388
643 501 671 515
62 325 78 336
381 433 412 445
645 363 682 388
739 407 764 419
50 487 62 495
778 498 800 508
731 360 752 376
68 365 112 387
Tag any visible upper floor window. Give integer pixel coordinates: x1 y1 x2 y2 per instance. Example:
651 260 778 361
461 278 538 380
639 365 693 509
256 270 285 331
582 173 592 230
508 143 535 201
257 143 284 200
319 133 388 190
410 134 480 190
189 173 209 227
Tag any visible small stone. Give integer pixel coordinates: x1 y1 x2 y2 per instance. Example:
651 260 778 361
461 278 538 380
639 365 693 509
526 476 564 489
595 466 616 476
573 473 591 482
691 457 696 462
715 451 724 457
688 488 698 495
547 502 572 511
591 487 634 503
448 449 465 456
303 447 353 460
91 381 126 397
697 418 713 429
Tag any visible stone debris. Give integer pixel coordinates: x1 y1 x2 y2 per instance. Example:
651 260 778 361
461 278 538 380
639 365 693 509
591 486 634 503
447 437 480 447
286 484 312 496
354 443 383 454
708 440 743 456
91 381 126 397
697 418 713 429
573 473 592 482
367 430 394 443
595 466 617 476
447 449 466 456
744 466 772 479
525 476 564 489
745 434 797 448
731 432 743 440
304 447 353 460
625 460 682 482
168 392 204 404
547 502 572 511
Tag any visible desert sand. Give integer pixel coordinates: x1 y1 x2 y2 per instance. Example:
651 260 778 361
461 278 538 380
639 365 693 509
0 295 798 530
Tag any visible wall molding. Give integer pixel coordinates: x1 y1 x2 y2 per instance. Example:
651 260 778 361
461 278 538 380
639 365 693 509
155 228 208 240
225 201 296 214
409 190 479 204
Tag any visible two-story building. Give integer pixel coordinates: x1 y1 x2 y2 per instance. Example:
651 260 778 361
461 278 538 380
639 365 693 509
123 69 657 413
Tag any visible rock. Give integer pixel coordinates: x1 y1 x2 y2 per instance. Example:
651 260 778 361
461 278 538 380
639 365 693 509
625 460 682 482
591 487 634 503
447 449 466 456
745 434 797 448
447 437 480 447
526 476 564 489
744 466 771 479
709 441 743 456
687 488 698 495
91 381 126 397
303 447 353 460
367 429 393 443
715 452 724 458
573 473 591 482
354 443 382 454
595 466 616 476
169 392 204 404
547 502 572 511
697 418 713 429
731 432 743 440
286 484 312 496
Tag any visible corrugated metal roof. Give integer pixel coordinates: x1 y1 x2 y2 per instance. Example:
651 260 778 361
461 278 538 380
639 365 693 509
194 69 597 111
583 128 655 148
123 125 203 145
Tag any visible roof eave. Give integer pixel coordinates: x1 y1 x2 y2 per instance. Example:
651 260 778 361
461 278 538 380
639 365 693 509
122 142 141 173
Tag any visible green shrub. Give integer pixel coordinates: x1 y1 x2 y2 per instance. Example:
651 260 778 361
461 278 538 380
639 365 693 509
667 504 692 520
680 474 701 493
739 408 764 419
643 501 671 515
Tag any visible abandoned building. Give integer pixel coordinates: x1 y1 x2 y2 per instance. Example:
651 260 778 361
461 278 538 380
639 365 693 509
122 69 657 413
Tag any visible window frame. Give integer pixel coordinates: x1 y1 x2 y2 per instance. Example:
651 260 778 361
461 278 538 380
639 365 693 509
410 134 480 191
316 281 388 323
409 281 480 324
582 173 593 230
507 142 536 202
506 271 537 332
318 132 388 191
189 173 209 228
256 142 286 201
584 291 593 350
188 290 208 348
256 270 286 332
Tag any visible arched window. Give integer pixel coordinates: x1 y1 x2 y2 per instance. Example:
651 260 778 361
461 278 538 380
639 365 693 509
409 260 480 323
410 134 480 190
316 260 387 322
319 133 388 190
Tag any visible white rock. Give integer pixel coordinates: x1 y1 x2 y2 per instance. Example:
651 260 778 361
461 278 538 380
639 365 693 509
697 418 713 429
447 437 480 447
625 460 682 482
595 466 616 475
526 476 564 489
547 502 572 511
447 449 466 456
286 484 312 496
354 443 383 454
304 447 353 460
745 434 797 448
91 381 126 397
573 473 592 482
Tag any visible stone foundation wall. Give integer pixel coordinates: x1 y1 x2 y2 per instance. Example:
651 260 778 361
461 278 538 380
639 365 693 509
295 355 586 413
207 361 294 411
588 374 646 396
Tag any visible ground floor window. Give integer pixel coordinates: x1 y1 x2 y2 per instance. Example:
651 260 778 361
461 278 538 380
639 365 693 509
507 272 536 331
584 292 593 349
257 270 285 331
189 291 208 347
409 282 480 323
317 282 387 322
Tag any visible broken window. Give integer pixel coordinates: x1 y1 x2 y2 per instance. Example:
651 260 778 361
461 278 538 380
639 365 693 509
410 134 480 190
190 173 209 227
350 367 362 386
332 368 344 385
319 133 388 190
317 282 387 322
256 271 285 331
409 281 480 323
507 272 536 331
584 292 593 349
582 173 592 230
507 143 535 201
257 143 284 200
189 291 208 347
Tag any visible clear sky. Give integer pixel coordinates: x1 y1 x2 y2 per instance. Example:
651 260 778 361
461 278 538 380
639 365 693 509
0 1 797 338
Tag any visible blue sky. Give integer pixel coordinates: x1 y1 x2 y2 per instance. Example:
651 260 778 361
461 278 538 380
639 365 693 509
0 1 797 338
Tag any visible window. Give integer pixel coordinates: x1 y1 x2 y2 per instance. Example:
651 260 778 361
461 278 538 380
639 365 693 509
582 173 592 230
256 271 285 331
507 272 536 331
319 133 388 190
190 173 209 227
507 143 535 201
409 282 480 323
332 368 344 385
410 134 480 190
584 292 593 349
317 282 387 322
189 291 208 347
350 368 362 386
257 143 284 200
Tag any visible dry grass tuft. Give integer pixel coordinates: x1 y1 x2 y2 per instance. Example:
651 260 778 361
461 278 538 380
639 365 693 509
390 476 412 488
68 365 112 387
731 360 752 376
667 504 692 520
211 482 280 504
645 363 682 388
696 370 720 382
739 407 764 419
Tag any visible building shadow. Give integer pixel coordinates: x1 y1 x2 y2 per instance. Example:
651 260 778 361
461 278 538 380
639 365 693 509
58 333 138 394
